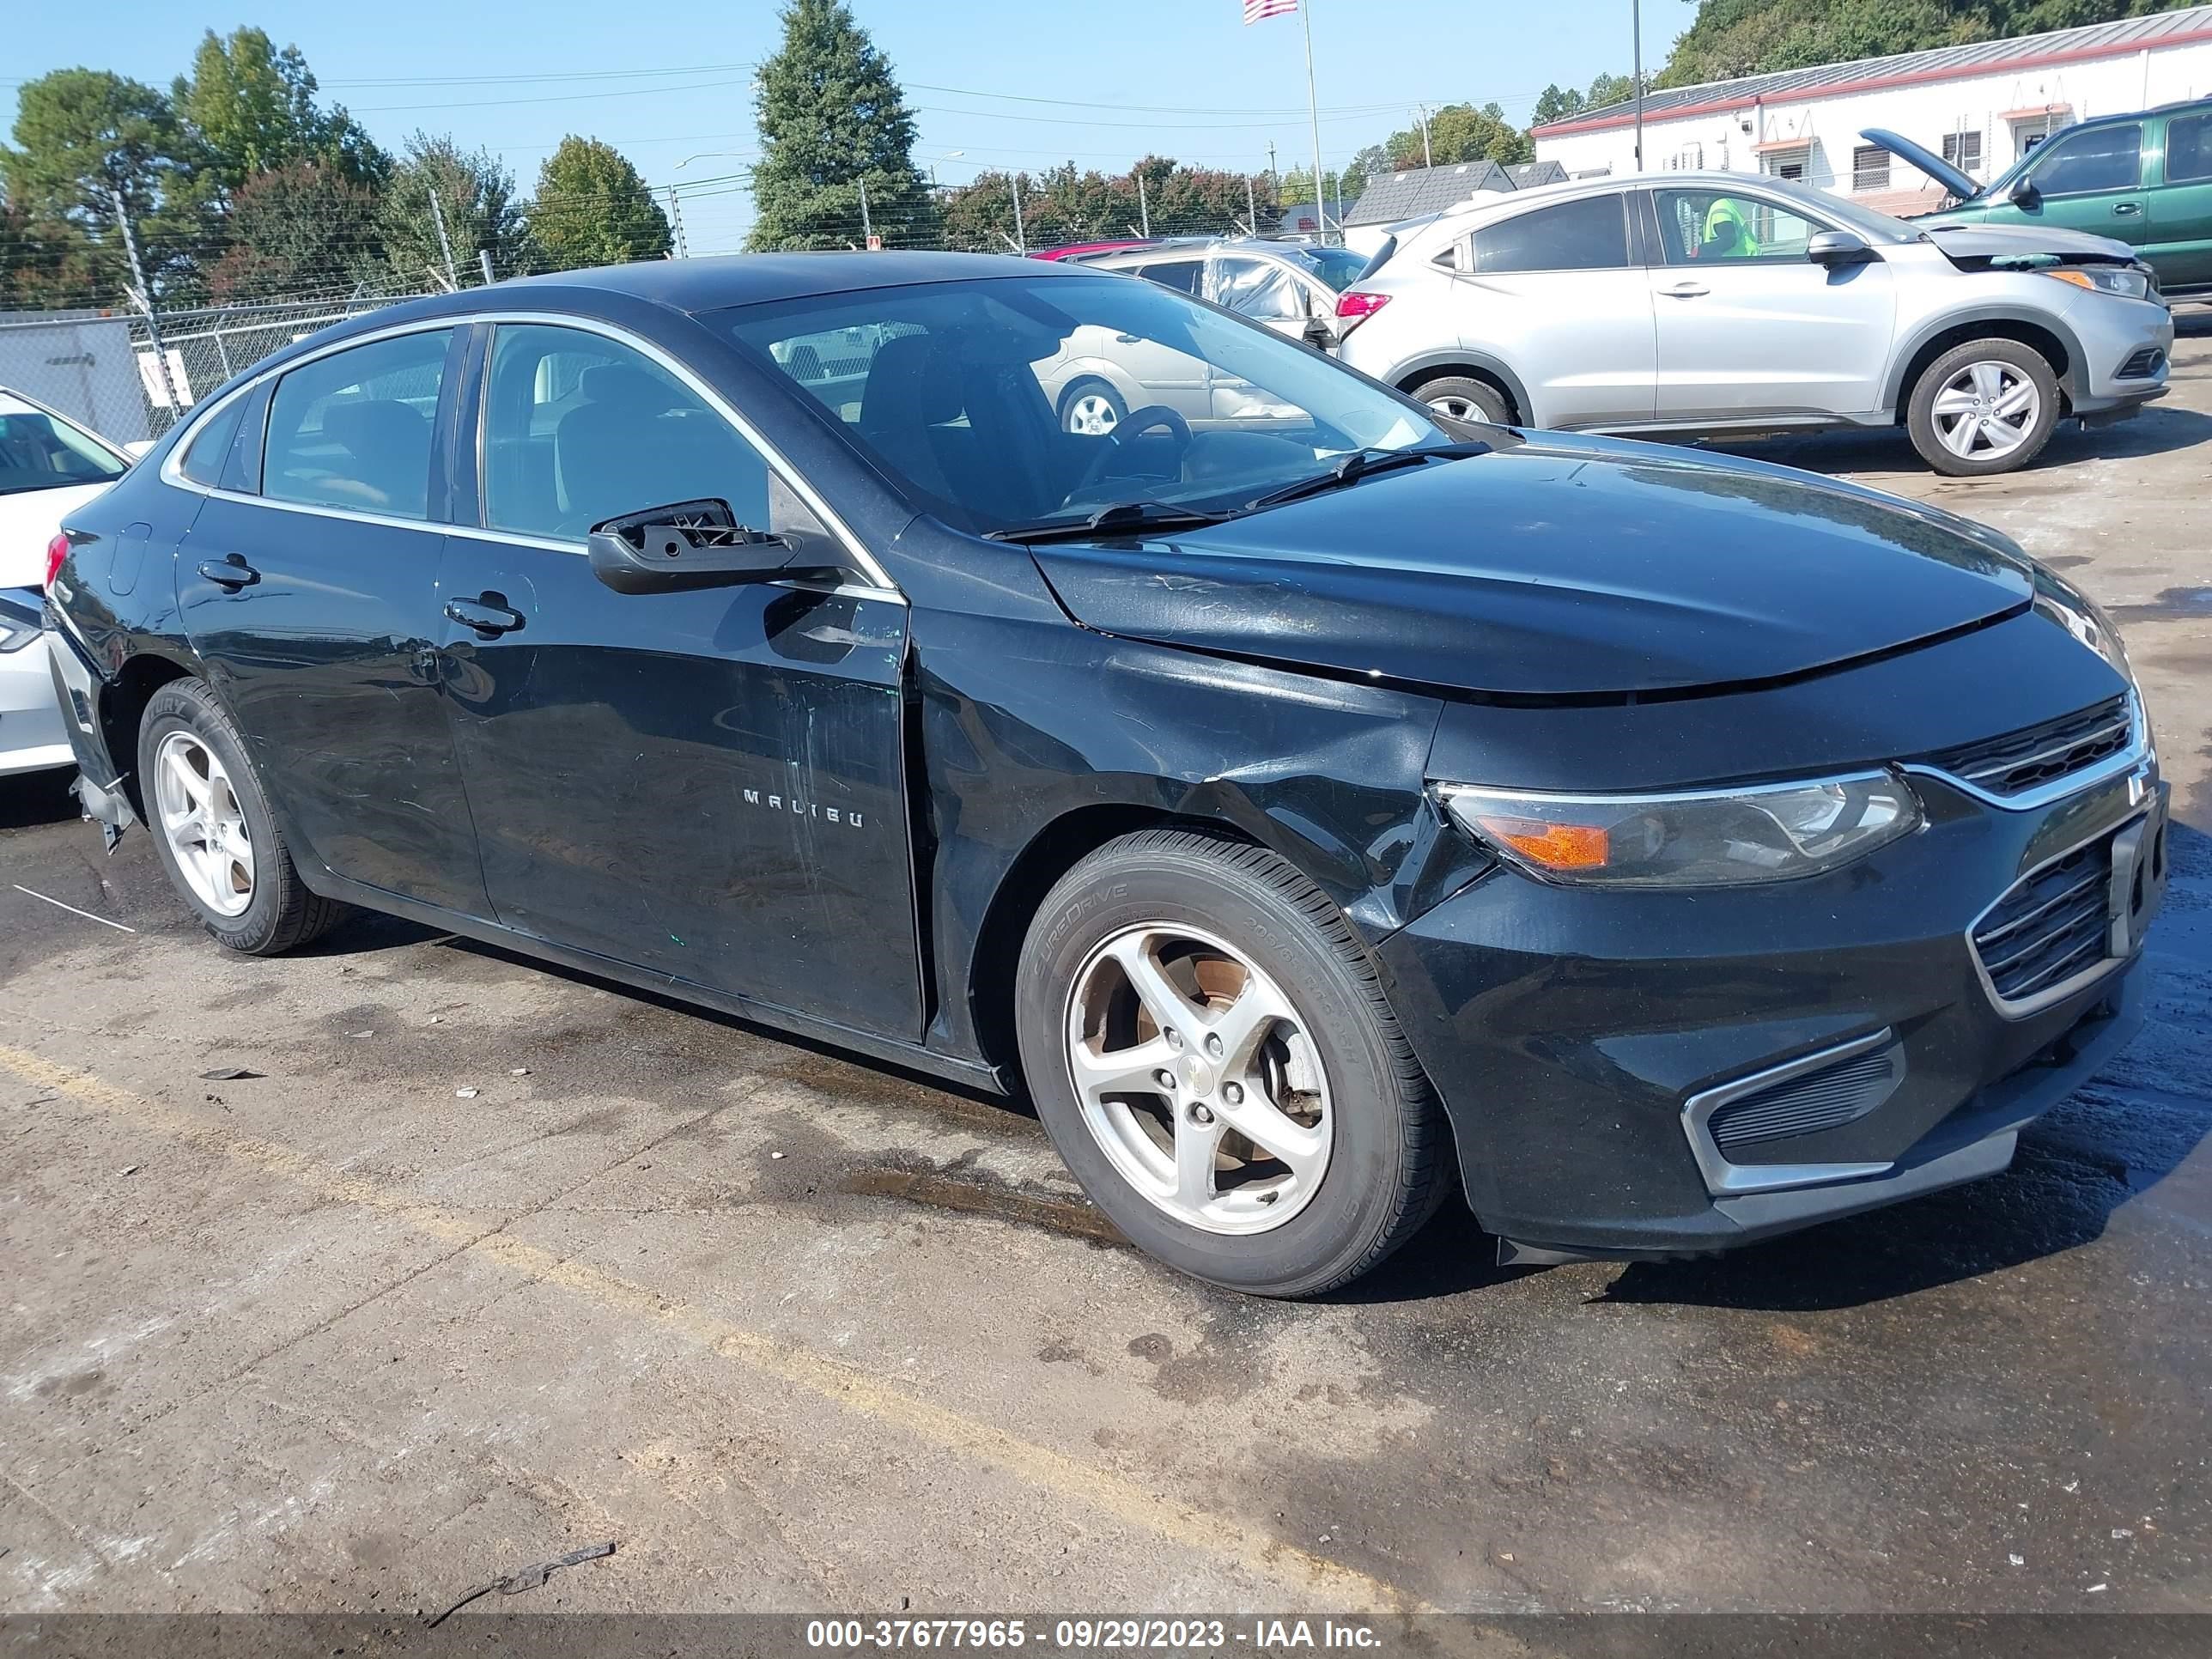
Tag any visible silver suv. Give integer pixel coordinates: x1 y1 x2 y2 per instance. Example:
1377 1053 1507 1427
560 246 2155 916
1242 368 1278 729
1335 172 2174 475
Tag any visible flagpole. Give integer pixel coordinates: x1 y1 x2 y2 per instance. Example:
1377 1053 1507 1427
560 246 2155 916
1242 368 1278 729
1301 0 1326 240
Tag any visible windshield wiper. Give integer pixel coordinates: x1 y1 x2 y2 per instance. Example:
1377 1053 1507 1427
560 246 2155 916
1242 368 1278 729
985 500 1237 544
1243 441 1491 512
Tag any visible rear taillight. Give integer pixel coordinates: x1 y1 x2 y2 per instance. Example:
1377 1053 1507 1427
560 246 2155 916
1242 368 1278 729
1335 289 1391 322
45 532 70 591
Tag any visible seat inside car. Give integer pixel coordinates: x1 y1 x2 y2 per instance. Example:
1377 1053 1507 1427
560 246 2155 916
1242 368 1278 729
553 362 757 530
855 331 1065 523
318 398 432 516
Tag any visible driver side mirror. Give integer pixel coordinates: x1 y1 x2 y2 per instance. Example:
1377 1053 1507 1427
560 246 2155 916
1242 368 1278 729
2008 174 2039 208
1806 229 1877 268
588 498 797 594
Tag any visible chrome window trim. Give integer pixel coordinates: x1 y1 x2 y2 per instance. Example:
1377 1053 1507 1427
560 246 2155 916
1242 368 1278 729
1965 793 2159 1021
1905 690 2148 812
1680 1029 1899 1197
155 309 902 599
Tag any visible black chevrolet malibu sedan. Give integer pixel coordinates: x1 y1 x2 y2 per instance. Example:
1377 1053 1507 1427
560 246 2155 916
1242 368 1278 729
44 253 2166 1296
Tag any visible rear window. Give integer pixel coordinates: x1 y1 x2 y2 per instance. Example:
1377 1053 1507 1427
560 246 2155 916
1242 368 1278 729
1472 196 1630 274
179 396 250 487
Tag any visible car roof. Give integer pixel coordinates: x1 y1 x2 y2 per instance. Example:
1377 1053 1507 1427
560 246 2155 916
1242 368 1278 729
497 250 1084 311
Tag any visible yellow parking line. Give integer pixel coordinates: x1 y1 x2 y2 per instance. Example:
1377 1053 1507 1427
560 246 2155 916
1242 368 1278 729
0 1043 1419 1612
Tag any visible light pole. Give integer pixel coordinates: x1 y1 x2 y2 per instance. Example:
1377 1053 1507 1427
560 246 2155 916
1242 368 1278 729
1632 0 1645 173
1414 104 1433 169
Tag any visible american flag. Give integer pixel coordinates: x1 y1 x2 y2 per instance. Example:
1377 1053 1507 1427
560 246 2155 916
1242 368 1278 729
1243 0 1297 21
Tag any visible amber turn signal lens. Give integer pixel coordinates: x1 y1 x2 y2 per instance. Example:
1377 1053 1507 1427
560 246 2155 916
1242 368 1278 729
2042 269 2096 290
1473 815 1612 872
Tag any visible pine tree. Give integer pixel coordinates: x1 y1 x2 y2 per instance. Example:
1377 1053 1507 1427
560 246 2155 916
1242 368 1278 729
532 137 671 270
746 0 939 251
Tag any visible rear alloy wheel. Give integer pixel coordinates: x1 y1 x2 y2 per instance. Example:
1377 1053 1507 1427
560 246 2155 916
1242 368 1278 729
1906 338 2060 477
138 677 349 955
1016 830 1449 1297
1058 377 1127 437
1412 374 1513 427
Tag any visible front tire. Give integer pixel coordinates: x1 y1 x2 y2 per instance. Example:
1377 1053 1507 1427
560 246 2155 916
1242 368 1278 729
1905 337 2060 477
138 678 348 954
1015 830 1449 1297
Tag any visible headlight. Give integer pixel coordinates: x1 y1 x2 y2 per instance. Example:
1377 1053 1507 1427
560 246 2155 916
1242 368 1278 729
1439 771 1921 888
2040 264 2150 301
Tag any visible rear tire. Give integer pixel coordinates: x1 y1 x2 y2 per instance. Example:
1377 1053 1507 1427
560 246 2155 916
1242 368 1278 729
1014 830 1449 1297
1905 337 2060 477
138 678 348 955
1057 377 1127 437
1412 374 1513 427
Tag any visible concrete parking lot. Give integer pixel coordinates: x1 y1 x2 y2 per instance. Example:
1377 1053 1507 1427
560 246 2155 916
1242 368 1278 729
3 316 2209 1622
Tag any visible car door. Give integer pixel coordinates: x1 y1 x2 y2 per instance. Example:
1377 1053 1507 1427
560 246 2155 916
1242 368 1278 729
174 324 489 916
2148 107 2212 291
2008 122 2149 247
1644 185 1896 421
434 318 925 1038
1449 193 1656 428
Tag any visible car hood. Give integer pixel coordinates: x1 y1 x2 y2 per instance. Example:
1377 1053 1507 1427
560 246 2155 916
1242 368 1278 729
1025 436 2035 699
1862 127 1978 202
1917 220 2142 265
0 480 114 588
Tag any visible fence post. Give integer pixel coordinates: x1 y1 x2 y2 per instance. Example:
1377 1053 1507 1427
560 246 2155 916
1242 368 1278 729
1136 172 1150 238
211 321 234 379
859 175 874 247
110 185 179 425
1012 173 1027 256
479 249 495 286
666 185 688 258
428 187 460 291
1244 174 1257 237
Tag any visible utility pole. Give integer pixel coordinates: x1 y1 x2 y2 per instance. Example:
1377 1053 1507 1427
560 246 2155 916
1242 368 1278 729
1135 170 1151 238
427 186 459 291
666 184 688 258
1415 105 1433 168
1632 0 1646 173
110 185 179 419
1300 1 1327 242
1267 141 1278 192
1011 173 1027 255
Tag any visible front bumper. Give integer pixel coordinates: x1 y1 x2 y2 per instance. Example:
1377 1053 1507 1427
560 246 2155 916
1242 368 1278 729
1380 756 2166 1258
0 631 75 777
2066 290 2176 411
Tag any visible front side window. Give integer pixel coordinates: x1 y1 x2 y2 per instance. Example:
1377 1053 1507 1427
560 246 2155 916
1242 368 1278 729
2166 111 2212 185
0 407 128 496
722 274 1441 536
481 324 769 539
1471 196 1631 274
2029 124 2142 196
264 330 452 520
1212 258 1306 320
1654 189 1826 264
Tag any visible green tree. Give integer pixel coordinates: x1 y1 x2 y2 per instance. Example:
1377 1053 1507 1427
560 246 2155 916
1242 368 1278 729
375 133 532 290
0 196 103 308
1381 102 1531 170
746 0 939 250
1531 84 1588 127
0 68 202 301
173 27 386 203
204 161 381 301
532 136 671 270
1583 71 1643 109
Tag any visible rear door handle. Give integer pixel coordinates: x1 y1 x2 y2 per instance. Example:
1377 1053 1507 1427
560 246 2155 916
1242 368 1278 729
196 555 258 590
2112 202 2142 216
1661 281 1710 297
444 595 526 638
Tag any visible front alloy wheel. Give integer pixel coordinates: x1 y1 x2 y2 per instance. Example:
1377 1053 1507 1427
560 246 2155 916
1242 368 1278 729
1906 337 2060 477
1929 360 2040 463
1066 921 1332 1234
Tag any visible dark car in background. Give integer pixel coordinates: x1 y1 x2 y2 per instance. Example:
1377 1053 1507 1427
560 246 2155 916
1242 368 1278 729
44 253 2166 1295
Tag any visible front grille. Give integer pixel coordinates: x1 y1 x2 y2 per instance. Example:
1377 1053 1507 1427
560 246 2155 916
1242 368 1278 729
1923 696 2131 799
2117 347 2166 380
1972 832 2116 1006
1708 1041 1904 1155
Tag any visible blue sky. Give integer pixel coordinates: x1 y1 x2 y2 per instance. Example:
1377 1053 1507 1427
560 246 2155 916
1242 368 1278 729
5 0 1688 252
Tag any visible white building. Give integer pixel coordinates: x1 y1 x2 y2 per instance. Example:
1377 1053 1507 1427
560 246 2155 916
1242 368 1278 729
1532 8 2212 216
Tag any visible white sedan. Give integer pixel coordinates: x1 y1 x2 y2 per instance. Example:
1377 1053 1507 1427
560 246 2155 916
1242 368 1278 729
2 388 137 777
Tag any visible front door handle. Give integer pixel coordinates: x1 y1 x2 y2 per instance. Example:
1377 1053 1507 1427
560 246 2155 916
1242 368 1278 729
444 595 526 639
196 554 258 590
2112 201 2142 216
1661 281 1710 297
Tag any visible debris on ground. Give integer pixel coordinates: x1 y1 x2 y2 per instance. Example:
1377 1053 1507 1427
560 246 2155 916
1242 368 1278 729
455 1087 478 1099
424 1540 616 1627
198 1066 262 1081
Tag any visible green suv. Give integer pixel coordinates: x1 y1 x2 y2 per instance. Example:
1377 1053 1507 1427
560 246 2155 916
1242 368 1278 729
1867 100 2212 299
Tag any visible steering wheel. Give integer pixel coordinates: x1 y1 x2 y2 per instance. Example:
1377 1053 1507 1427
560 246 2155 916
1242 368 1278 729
1076 404 1194 493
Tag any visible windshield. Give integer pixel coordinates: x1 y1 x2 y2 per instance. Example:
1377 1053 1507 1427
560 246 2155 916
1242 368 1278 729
722 272 1444 536
0 408 129 496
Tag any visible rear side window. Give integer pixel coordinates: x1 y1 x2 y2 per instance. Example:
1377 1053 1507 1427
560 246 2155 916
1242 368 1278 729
1472 197 1630 274
179 396 249 487
2031 124 2142 196
1136 259 1201 294
2168 111 2212 185
264 330 453 520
